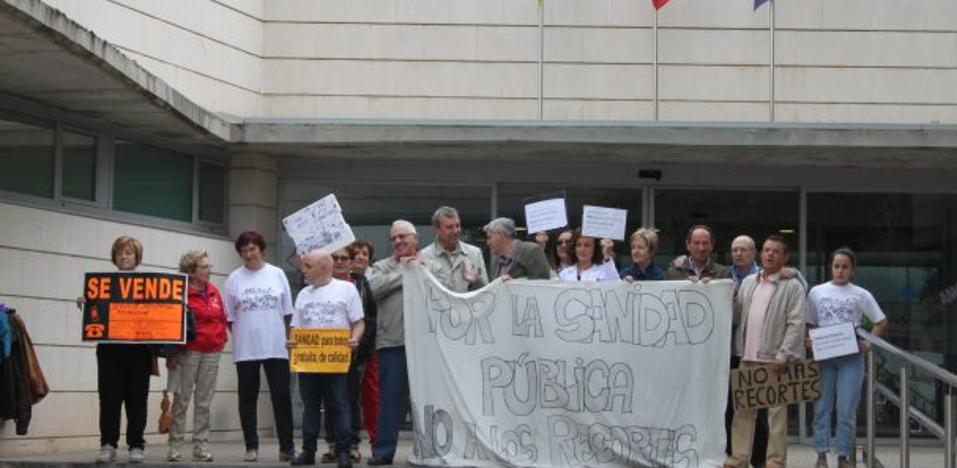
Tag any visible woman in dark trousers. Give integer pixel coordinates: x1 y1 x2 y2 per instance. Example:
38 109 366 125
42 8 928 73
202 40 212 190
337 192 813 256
78 236 153 464
222 231 296 462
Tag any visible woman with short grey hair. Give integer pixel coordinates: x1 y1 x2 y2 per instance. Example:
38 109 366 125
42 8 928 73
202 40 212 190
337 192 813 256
167 250 228 462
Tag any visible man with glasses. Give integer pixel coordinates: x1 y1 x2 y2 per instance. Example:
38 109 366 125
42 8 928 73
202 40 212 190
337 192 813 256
420 206 488 293
366 220 438 465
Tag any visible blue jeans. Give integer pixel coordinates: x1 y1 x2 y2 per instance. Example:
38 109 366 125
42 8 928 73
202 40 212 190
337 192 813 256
813 353 864 456
299 373 351 455
372 346 408 461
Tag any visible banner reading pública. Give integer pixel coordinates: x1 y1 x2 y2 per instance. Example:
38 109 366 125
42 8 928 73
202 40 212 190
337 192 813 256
402 263 734 467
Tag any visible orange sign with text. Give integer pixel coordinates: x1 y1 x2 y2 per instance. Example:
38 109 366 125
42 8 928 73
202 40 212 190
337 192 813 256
289 328 351 373
82 272 188 343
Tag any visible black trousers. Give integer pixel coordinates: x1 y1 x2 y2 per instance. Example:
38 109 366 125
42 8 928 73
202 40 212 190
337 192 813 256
236 358 295 453
727 355 769 467
96 343 151 450
324 359 363 446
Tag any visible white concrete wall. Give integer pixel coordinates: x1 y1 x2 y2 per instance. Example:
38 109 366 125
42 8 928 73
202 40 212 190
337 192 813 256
41 0 264 118
260 0 957 123
33 0 957 122
0 202 275 455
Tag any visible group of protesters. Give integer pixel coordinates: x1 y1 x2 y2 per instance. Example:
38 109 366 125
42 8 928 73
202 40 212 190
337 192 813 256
83 205 888 468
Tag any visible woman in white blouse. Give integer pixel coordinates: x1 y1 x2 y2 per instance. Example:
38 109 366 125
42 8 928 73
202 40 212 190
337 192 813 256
222 231 296 463
558 228 619 282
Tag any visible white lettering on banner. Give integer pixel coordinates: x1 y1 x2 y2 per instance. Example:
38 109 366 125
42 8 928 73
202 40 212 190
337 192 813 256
403 264 734 467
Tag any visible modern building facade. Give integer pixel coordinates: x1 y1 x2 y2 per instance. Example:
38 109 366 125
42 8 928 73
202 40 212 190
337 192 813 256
1 0 956 455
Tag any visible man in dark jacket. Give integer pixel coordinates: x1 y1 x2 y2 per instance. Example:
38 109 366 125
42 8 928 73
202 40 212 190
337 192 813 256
484 217 551 281
666 225 732 281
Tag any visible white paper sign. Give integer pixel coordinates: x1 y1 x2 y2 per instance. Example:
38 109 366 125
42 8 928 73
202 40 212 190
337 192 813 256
810 322 860 361
282 194 355 255
524 197 567 234
403 263 734 467
581 205 628 240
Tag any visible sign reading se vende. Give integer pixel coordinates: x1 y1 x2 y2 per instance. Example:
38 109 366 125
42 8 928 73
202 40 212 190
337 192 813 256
82 272 188 344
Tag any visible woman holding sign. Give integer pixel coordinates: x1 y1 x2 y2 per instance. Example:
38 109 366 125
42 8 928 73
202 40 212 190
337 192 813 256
558 229 619 282
86 236 152 464
807 248 889 468
166 250 227 462
223 231 297 463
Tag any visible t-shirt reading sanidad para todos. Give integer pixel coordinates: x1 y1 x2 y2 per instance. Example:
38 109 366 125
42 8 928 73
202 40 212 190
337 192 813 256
292 278 364 329
223 263 294 362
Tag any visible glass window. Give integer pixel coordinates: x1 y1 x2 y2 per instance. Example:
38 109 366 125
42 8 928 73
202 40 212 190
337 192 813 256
808 192 957 438
808 193 956 360
113 140 193 222
61 131 96 201
0 117 54 198
654 189 801 268
198 163 225 223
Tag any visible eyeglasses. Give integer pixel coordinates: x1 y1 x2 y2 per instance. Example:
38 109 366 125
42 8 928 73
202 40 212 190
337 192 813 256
557 240 572 245
332 255 351 262
390 233 411 241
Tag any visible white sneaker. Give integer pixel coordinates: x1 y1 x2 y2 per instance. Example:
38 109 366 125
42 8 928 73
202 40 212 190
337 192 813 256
193 446 214 462
244 448 258 462
166 447 182 462
129 447 145 464
96 445 116 463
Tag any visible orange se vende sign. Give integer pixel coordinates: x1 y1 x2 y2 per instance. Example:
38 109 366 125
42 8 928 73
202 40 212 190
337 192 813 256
82 272 188 343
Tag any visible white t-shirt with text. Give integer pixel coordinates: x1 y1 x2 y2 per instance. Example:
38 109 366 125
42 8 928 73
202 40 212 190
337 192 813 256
807 281 886 328
292 278 364 329
223 263 294 362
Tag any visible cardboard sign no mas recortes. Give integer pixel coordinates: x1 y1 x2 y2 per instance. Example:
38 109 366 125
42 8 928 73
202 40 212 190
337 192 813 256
730 359 821 411
82 272 188 344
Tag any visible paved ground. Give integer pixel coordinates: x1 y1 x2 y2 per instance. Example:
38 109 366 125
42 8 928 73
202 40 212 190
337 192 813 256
0 436 948 467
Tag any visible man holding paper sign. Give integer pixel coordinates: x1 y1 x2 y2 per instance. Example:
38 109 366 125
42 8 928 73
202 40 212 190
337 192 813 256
288 249 364 468
806 248 888 468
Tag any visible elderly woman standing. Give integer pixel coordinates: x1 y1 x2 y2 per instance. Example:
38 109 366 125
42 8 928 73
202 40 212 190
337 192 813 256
223 231 296 463
166 251 228 462
81 236 152 464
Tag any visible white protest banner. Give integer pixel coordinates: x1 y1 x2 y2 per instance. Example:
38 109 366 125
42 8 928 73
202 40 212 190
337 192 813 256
581 205 628 240
282 194 355 254
524 197 567 234
810 322 860 361
403 263 734 467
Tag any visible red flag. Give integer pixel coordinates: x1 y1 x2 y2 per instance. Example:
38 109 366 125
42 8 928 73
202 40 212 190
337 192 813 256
653 0 670 9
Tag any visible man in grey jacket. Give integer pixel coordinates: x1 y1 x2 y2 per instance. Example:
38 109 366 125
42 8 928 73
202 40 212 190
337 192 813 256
725 234 806 468
419 206 488 292
366 220 438 466
484 217 551 281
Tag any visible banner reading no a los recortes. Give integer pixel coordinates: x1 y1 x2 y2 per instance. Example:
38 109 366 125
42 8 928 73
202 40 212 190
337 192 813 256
82 272 188 344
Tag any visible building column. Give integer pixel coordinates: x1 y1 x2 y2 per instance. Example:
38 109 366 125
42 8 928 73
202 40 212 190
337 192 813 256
228 153 279 263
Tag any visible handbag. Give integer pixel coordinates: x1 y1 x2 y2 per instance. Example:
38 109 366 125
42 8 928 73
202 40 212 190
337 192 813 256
158 390 172 433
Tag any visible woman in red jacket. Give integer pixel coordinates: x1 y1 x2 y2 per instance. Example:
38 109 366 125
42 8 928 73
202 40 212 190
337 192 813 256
166 250 228 462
